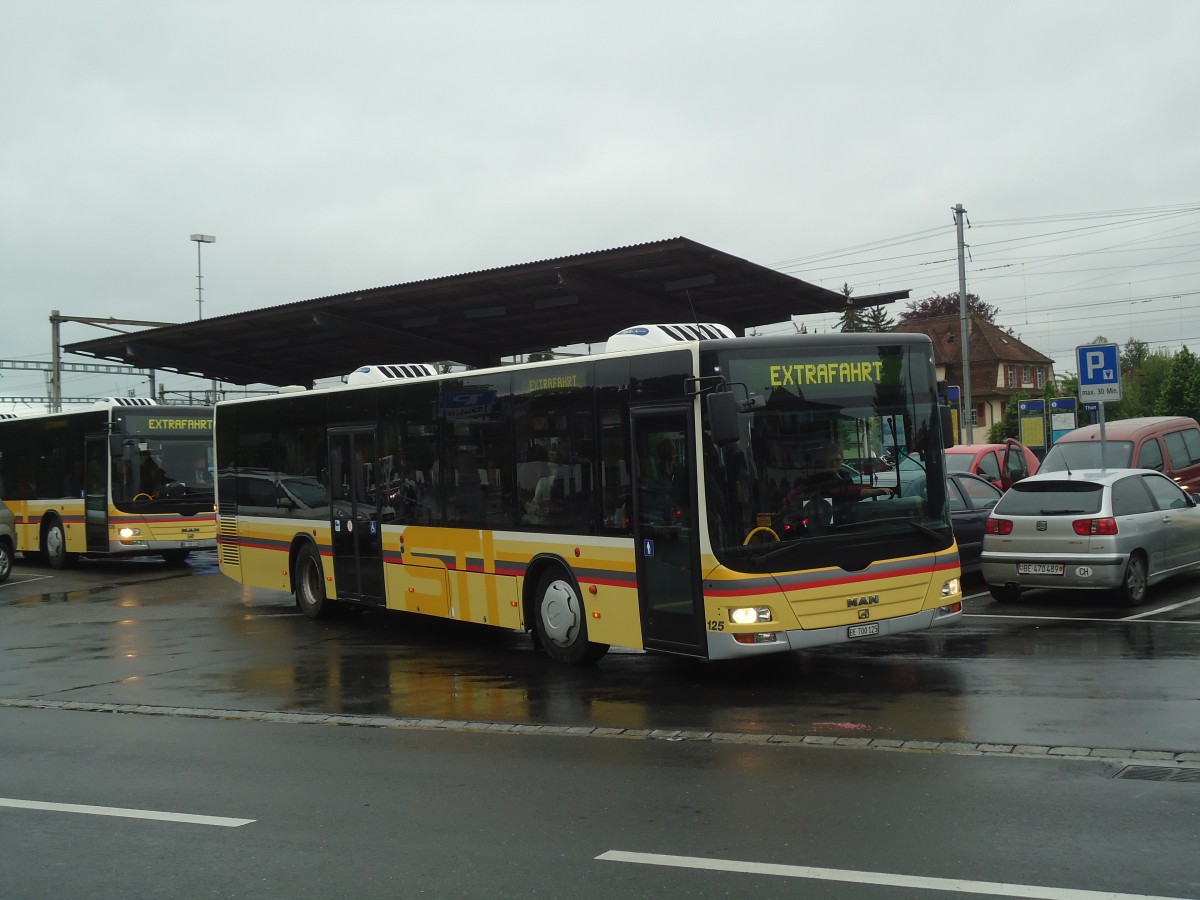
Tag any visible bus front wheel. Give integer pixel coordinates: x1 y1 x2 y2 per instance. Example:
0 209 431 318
294 543 330 618
533 570 608 665
42 520 73 570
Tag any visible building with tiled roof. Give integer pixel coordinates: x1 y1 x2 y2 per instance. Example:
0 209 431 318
892 313 1055 442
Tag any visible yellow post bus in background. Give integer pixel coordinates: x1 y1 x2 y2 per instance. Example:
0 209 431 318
0 399 216 566
214 325 962 663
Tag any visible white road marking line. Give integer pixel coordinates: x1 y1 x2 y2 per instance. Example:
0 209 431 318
597 850 1194 900
1121 595 1200 620
965 613 1200 624
0 797 254 827
0 574 55 589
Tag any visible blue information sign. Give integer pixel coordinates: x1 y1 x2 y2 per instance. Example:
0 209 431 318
1076 343 1122 402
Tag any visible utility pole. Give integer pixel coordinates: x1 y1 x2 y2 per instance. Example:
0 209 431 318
47 311 173 412
954 203 972 443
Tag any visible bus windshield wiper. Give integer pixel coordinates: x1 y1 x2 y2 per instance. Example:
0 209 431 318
748 542 806 564
833 516 944 541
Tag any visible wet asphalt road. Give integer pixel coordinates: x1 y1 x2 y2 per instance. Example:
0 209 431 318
3 552 1200 899
2 550 1199 754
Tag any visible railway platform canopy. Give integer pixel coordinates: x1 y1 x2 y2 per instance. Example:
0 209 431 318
65 236 906 388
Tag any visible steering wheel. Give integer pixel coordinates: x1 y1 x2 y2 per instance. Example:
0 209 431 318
132 492 154 502
743 526 780 545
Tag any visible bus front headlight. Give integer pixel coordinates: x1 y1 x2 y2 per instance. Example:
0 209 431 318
118 527 141 539
729 606 772 625
941 577 962 598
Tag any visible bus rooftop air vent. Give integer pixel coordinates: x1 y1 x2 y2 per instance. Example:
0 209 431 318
94 397 157 408
605 323 736 353
346 364 439 384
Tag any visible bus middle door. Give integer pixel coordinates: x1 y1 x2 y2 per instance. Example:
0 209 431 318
84 435 109 553
329 427 385 606
631 407 706 657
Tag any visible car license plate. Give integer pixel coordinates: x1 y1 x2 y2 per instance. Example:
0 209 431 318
848 623 880 639
1017 562 1064 575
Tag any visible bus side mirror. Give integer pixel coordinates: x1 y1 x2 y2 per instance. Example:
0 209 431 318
940 406 955 449
706 391 741 444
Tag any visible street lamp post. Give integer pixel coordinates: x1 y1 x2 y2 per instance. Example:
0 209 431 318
189 234 215 320
190 233 217 401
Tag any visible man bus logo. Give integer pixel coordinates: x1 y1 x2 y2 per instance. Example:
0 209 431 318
847 594 880 608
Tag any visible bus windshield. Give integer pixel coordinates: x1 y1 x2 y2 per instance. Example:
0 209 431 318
111 435 215 511
701 341 952 572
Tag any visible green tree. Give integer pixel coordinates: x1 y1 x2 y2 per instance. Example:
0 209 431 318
899 292 1000 323
1121 338 1150 373
837 283 867 333
1154 346 1197 418
988 391 1028 442
1114 350 1173 419
862 304 896 332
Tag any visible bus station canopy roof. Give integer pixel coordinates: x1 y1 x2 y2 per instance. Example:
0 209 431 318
65 237 907 387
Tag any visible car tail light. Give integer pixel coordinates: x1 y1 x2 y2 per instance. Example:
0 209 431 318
1073 517 1118 536
986 518 1013 535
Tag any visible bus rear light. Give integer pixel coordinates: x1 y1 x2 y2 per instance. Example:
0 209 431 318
733 632 779 645
985 518 1013 535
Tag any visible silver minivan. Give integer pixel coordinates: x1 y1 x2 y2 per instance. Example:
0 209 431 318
981 468 1200 605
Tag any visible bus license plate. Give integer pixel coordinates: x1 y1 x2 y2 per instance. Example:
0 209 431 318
848 623 880 639
181 541 200 548
1017 562 1064 575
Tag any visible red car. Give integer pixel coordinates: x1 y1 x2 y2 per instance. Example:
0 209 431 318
945 440 1039 491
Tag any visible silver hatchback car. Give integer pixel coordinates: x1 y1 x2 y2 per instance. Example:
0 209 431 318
981 468 1200 605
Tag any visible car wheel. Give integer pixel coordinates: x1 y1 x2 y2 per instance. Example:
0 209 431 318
0 542 12 583
294 543 330 618
533 569 608 665
1117 553 1148 606
988 583 1022 603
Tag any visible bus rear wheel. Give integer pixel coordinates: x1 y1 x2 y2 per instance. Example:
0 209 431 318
42 520 73 570
294 543 330 619
533 570 608 665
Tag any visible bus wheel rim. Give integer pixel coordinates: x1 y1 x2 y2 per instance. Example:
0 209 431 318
541 579 581 647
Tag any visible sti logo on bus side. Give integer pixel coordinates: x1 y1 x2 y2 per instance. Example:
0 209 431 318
847 595 880 608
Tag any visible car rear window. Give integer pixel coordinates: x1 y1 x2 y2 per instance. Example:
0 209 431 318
993 480 1103 516
1040 440 1133 471
945 454 972 473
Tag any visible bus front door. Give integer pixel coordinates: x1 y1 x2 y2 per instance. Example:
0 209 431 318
631 408 705 657
328 428 385 606
84 436 109 553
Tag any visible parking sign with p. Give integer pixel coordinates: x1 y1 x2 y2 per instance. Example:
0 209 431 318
1076 343 1122 402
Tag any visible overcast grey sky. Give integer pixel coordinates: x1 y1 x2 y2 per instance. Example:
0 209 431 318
3 1 1198 411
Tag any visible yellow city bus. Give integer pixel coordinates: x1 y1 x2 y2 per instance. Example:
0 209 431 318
214 326 962 663
0 400 216 566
